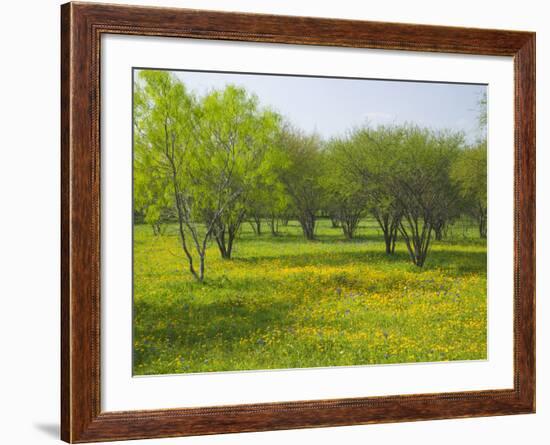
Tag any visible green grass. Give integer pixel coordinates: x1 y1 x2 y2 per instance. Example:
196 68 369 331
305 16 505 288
133 218 487 375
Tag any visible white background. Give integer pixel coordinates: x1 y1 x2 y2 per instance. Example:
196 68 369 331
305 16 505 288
0 0 546 444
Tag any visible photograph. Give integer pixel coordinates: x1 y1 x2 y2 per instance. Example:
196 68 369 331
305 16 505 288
47 1 537 442
132 68 488 376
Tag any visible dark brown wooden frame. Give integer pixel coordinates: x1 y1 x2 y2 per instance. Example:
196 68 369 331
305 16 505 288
61 1 536 442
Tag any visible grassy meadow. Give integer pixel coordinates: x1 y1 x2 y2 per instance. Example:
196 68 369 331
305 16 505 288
133 218 487 375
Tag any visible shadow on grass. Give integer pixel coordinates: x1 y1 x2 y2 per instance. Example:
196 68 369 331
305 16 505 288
233 248 486 277
134 292 295 359
426 249 487 275
140 221 486 251
237 230 386 245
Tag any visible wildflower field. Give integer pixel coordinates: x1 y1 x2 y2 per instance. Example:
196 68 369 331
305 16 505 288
133 218 487 375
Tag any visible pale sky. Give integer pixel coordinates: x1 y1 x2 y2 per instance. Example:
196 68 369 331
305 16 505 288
136 68 487 144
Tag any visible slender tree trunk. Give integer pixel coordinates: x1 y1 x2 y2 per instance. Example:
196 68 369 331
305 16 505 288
434 220 444 241
299 211 316 240
269 215 279 236
215 235 233 259
174 206 200 280
163 122 201 281
342 224 352 240
227 232 235 257
374 212 399 255
214 227 229 259
390 222 398 254
151 221 161 236
214 212 244 259
173 189 200 281
249 215 262 235
479 217 487 238
478 207 487 238
340 212 361 240
383 231 392 253
199 254 205 281
398 217 432 267
255 218 262 235
221 229 236 259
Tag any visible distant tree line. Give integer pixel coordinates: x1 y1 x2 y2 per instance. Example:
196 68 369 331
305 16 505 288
134 70 487 280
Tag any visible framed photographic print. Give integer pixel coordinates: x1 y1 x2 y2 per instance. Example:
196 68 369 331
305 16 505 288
61 2 535 442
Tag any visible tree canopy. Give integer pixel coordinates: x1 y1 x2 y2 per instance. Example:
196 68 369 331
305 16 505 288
134 70 487 278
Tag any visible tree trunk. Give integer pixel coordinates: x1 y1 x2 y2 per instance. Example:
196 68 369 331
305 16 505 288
151 221 161 236
383 231 392 254
250 215 262 235
269 216 279 236
478 208 487 238
342 224 353 240
255 219 262 235
434 222 444 241
340 212 361 240
198 255 205 281
214 231 230 259
173 195 200 280
375 212 399 255
382 223 399 254
299 211 316 240
213 213 243 260
398 218 432 267
390 223 398 254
